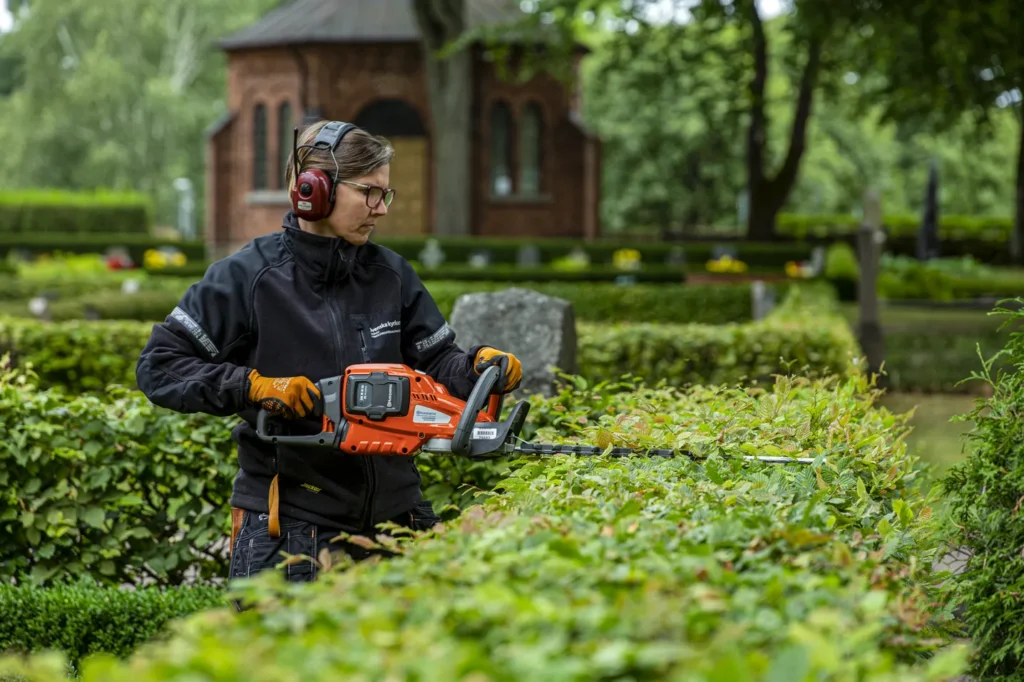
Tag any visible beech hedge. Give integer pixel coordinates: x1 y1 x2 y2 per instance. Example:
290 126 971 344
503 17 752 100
0 362 504 588
0 285 853 395
0 370 970 680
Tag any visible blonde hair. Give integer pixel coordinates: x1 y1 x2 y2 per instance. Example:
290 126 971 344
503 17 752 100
284 119 394 192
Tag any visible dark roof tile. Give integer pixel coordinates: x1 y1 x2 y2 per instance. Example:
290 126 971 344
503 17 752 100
218 0 537 49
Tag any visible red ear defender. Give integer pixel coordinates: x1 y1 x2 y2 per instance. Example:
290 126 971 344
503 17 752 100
288 121 357 222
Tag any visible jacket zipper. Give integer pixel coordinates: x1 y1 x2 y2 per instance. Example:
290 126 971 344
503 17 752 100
358 325 370 363
328 247 377 529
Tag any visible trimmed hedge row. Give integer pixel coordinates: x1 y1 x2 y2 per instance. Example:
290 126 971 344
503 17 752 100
0 362 507 588
0 370 971 680
0 285 852 395
0 233 205 264
9 280 761 327
777 212 1011 242
0 579 225 673
0 190 153 236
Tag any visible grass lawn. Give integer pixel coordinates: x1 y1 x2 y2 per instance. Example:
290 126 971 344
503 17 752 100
879 392 980 486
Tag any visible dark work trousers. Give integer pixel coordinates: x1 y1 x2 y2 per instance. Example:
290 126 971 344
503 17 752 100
227 500 442 587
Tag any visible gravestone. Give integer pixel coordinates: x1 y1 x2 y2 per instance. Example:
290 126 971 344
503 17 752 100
449 287 577 397
711 244 738 260
419 239 445 269
664 246 686 267
516 244 541 268
807 245 825 277
750 281 776 320
468 249 492 269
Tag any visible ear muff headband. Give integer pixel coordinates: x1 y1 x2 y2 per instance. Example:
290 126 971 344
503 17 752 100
289 120 357 221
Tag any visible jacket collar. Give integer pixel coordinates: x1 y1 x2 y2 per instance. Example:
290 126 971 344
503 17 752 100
280 210 361 282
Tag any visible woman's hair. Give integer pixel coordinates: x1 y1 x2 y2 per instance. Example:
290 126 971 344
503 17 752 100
285 119 394 191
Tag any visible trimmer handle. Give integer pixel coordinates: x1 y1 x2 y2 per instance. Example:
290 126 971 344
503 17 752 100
451 364 504 456
254 375 345 446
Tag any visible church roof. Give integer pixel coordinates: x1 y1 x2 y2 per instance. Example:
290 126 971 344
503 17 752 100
218 0 545 50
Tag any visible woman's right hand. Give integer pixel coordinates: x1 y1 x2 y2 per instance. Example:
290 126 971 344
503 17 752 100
247 369 323 418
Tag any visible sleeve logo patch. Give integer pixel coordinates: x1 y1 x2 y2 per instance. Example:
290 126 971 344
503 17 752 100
414 322 451 352
170 306 220 356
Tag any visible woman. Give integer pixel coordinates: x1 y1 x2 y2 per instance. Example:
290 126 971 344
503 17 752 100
135 119 522 582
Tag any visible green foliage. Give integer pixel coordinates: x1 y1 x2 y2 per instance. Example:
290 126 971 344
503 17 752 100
0 371 971 680
0 578 226 672
0 189 153 236
4 279 757 326
940 300 1024 679
0 285 850 395
0 233 206 264
0 0 281 229
0 360 504 588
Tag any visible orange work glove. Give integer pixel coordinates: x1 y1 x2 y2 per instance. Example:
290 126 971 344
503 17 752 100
474 347 522 394
247 369 323 418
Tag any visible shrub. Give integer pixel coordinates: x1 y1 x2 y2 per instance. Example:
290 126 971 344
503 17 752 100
0 578 225 673
0 361 505 588
939 300 1024 679
0 233 205 264
9 280 760 326
0 285 851 395
0 370 970 680
0 189 153 236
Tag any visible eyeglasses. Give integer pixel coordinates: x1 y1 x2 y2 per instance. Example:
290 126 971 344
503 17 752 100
340 180 395 209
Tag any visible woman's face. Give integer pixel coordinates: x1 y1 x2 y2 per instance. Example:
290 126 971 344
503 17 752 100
303 164 391 245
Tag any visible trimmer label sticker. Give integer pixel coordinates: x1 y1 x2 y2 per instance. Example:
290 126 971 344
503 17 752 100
472 427 498 440
413 405 451 424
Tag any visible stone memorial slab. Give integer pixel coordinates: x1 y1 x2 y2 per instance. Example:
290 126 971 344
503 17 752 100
449 287 577 397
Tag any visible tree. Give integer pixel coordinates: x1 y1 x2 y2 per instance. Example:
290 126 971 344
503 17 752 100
0 0 278 227
847 0 1024 260
476 0 864 240
412 0 473 237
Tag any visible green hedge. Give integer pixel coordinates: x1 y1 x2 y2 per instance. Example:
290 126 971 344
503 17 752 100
0 362 506 588
940 300 1024 679
0 579 225 672
0 233 205 264
0 190 154 236
0 285 850 395
776 212 1012 242
10 280 760 326
0 370 971 680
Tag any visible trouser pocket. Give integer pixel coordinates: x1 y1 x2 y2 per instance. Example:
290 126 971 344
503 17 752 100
228 511 318 582
407 500 442 531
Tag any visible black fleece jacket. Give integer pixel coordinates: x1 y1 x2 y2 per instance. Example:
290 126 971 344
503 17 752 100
135 211 485 531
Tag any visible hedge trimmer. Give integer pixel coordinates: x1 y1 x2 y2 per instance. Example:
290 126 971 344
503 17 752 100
254 363 818 465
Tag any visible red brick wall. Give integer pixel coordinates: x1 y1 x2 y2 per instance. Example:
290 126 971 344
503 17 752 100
207 42 598 253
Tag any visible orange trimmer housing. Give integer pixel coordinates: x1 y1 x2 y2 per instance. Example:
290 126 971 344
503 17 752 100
255 363 524 459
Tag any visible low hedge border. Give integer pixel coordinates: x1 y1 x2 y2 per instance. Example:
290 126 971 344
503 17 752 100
0 370 971 680
0 285 851 395
5 280 761 327
0 190 153 236
0 579 225 673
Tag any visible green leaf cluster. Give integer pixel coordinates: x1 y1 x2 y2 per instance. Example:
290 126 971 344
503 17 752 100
940 298 1024 679
0 367 971 680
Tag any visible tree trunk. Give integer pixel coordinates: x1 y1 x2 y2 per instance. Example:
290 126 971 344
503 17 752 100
413 0 472 237
742 0 823 241
1013 113 1024 264
743 0 770 240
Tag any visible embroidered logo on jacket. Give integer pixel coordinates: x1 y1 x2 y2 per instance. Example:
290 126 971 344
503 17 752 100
368 320 401 338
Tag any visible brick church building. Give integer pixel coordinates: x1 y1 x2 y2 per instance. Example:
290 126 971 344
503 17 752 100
204 0 602 257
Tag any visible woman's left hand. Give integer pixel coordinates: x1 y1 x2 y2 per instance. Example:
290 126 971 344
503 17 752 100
473 347 523 393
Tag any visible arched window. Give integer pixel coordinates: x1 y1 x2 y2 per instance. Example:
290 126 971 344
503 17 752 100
277 101 293 189
252 103 267 190
519 102 543 195
489 101 513 197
